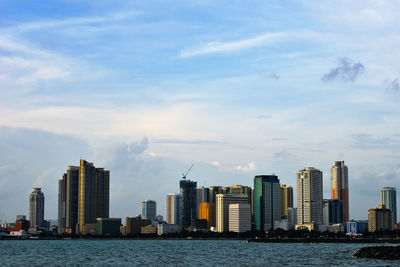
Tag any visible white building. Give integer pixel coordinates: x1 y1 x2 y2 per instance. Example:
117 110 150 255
297 167 323 225
229 203 251 233
157 224 179 235
29 188 45 228
166 194 180 225
216 194 248 232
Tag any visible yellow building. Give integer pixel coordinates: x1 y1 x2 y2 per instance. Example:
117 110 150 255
368 205 393 232
199 202 215 229
280 184 293 217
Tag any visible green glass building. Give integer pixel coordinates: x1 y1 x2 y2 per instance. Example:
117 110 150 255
254 175 281 231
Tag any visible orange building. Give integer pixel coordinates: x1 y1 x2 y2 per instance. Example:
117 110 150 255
199 202 215 229
331 161 349 222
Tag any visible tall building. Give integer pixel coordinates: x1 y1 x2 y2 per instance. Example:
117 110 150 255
166 194 180 224
142 200 157 220
78 160 110 234
29 188 45 228
380 187 397 225
297 167 323 225
180 179 197 229
199 202 216 229
331 161 349 222
229 203 251 233
65 166 79 233
216 194 248 232
58 160 110 234
368 205 393 232
323 199 343 225
209 186 223 204
58 174 67 234
254 175 281 231
196 187 209 219
280 184 293 218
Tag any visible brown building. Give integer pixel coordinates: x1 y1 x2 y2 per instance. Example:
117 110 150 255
199 202 216 229
125 216 151 235
368 205 393 232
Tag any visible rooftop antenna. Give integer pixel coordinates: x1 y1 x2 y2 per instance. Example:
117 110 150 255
182 164 194 180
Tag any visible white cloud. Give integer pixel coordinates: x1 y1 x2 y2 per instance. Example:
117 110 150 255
210 161 220 166
8 12 140 32
235 162 256 172
179 32 286 57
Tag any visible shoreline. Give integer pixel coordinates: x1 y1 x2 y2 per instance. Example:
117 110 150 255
2 236 400 243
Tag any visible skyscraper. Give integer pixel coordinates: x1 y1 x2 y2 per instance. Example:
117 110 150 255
331 161 349 222
66 166 79 233
254 175 281 231
166 194 180 224
297 167 323 225
216 194 248 232
380 187 397 225
280 184 293 218
180 179 197 229
196 186 209 219
58 174 67 234
142 200 157 220
29 188 45 229
59 160 110 234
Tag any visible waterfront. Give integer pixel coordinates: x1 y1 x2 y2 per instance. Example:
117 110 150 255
1 240 397 266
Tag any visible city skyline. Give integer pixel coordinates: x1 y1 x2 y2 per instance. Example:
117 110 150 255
1 1 400 222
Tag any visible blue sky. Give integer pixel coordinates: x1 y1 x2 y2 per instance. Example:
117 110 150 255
1 0 400 222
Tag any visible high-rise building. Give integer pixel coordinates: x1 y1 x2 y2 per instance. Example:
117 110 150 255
77 160 110 234
29 188 45 228
216 194 248 232
180 179 197 229
196 187 209 219
254 175 281 231
380 187 397 226
229 203 251 233
209 186 223 204
323 199 344 225
331 161 349 222
368 205 393 232
297 167 323 225
166 194 180 225
58 160 110 234
280 184 293 218
199 202 216 229
142 200 157 220
58 174 67 234
65 166 79 234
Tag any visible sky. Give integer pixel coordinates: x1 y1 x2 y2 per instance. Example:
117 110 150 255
1 0 400 222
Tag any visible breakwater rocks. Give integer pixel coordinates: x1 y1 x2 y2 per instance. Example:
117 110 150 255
354 246 400 260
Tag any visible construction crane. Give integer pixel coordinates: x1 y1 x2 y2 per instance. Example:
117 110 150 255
182 164 194 180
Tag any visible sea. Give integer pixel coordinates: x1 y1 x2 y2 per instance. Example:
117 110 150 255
1 240 398 266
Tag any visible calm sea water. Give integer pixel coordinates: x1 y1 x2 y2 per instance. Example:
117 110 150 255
0 240 398 266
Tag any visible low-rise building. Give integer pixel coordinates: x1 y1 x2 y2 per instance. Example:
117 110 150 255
125 216 151 235
97 218 121 236
157 224 179 235
141 225 157 234
347 220 368 235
